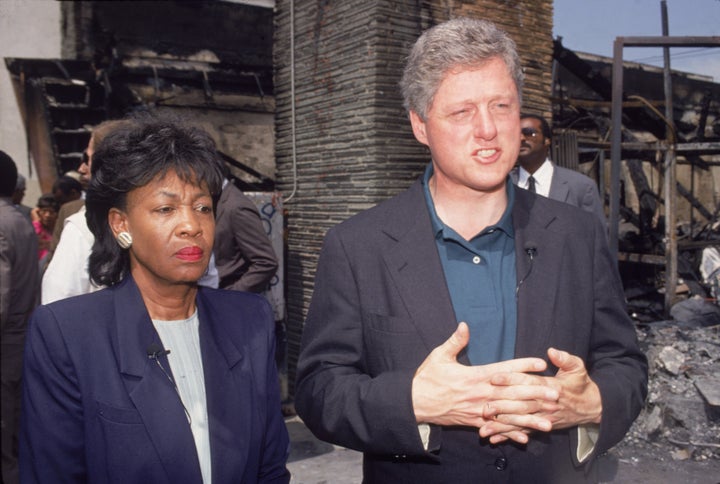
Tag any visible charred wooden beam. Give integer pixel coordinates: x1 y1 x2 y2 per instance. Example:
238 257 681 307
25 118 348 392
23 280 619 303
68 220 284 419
676 182 713 221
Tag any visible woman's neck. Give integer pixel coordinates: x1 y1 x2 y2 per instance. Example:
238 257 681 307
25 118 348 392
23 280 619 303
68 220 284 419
133 273 198 321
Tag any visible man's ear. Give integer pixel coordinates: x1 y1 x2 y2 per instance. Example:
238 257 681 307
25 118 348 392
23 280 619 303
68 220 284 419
108 208 128 239
409 110 429 146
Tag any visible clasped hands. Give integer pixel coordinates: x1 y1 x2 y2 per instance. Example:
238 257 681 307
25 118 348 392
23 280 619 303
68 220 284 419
411 322 602 445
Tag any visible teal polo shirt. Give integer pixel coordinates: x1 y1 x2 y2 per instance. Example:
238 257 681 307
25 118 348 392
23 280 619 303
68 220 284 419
422 165 517 365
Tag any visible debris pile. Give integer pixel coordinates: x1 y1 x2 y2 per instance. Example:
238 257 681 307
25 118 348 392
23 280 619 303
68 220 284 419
623 242 720 324
618 313 720 462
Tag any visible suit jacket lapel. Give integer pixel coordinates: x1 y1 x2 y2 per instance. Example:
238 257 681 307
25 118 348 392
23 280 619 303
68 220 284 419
512 189 564 359
377 181 565 363
115 277 203 483
196 290 250 482
380 181 465 361
550 167 570 203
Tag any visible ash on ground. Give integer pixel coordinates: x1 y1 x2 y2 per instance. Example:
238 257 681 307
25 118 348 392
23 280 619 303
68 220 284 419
615 299 720 464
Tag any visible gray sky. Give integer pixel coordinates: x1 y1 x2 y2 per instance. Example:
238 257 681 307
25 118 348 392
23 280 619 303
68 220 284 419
553 0 720 81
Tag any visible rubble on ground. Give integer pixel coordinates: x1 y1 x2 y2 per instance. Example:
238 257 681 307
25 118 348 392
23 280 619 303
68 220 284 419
617 307 720 462
615 220 720 461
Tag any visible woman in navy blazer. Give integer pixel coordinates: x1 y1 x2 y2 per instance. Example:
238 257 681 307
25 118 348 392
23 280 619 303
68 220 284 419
20 115 290 483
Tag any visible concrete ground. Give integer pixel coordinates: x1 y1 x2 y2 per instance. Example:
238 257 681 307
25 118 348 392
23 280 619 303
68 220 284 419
286 417 361 484
285 416 720 484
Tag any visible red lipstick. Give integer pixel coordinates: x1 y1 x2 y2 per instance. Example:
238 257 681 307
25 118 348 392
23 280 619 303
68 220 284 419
176 246 204 262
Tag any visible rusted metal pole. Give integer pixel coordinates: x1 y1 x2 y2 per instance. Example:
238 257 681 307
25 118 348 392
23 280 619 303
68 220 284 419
609 38 624 259
661 0 677 316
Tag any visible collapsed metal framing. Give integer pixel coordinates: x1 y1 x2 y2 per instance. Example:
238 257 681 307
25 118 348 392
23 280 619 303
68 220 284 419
610 34 720 315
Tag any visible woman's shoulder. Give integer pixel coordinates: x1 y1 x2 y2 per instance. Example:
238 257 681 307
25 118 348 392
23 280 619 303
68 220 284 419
28 289 117 354
199 286 270 306
41 286 111 311
197 287 274 332
34 288 112 325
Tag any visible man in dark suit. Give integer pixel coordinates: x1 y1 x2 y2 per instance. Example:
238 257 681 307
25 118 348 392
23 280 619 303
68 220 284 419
213 168 278 293
295 18 647 483
0 151 39 484
512 113 606 226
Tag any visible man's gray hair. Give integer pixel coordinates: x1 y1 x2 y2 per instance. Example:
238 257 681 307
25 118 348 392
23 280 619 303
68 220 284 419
15 172 26 190
400 17 524 120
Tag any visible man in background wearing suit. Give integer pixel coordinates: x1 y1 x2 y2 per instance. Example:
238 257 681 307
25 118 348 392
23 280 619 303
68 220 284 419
0 151 39 484
295 18 646 483
213 164 278 293
11 174 32 222
513 113 606 226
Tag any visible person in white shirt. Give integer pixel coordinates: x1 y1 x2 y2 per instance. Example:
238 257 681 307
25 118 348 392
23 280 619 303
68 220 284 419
41 119 133 303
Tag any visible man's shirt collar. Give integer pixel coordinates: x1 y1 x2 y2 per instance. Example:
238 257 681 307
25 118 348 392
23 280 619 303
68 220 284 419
421 163 515 241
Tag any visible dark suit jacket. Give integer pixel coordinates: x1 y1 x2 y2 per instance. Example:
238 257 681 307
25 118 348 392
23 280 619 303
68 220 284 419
0 198 39 340
20 276 290 484
295 179 647 484
1 198 40 484
214 183 278 293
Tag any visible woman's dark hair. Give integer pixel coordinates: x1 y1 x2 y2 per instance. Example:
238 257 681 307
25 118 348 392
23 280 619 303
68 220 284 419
86 114 224 287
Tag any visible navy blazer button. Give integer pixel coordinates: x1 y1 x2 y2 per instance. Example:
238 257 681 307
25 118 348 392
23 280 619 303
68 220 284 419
494 457 507 470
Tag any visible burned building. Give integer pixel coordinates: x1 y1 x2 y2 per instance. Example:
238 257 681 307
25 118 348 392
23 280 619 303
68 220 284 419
552 39 720 320
6 1 276 192
4 0 287 351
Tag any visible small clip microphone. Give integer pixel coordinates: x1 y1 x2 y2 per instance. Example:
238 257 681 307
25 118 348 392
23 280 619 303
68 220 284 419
145 343 191 425
516 241 538 295
524 242 537 261
146 343 170 360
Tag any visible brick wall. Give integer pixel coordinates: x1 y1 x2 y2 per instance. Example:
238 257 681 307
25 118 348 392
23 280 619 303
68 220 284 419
274 0 553 393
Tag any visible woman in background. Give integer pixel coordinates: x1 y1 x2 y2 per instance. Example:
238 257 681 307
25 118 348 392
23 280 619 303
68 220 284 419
20 115 290 483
